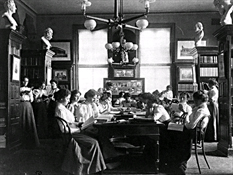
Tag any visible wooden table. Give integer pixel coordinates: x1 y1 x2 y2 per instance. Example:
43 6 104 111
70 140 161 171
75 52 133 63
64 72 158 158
94 121 164 174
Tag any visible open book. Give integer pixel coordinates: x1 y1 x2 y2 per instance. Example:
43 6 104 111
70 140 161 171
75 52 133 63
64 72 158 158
81 116 95 130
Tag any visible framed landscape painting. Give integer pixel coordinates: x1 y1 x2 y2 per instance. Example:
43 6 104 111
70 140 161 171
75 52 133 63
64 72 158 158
50 40 71 61
176 39 206 61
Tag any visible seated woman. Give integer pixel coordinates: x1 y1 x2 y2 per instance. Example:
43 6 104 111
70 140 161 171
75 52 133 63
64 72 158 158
121 92 137 108
76 89 99 123
98 91 113 113
67 90 82 122
170 92 192 123
144 93 170 123
114 91 125 107
76 89 120 161
54 89 106 175
160 90 210 174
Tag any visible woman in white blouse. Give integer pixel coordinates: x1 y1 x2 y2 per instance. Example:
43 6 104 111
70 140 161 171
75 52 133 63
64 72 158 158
19 76 40 148
54 89 106 175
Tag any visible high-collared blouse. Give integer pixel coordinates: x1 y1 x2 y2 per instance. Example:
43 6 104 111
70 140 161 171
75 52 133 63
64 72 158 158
67 102 81 122
20 86 33 102
208 86 219 103
185 102 210 130
76 101 99 122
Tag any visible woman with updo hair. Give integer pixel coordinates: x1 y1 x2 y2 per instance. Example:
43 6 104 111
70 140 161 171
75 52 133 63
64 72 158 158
160 90 210 174
205 79 219 141
67 90 82 122
76 89 99 123
54 89 106 175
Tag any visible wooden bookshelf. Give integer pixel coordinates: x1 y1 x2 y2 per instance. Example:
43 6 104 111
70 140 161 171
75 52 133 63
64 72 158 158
213 25 233 156
191 46 218 90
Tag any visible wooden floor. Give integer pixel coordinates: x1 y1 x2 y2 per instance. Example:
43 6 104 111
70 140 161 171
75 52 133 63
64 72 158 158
0 139 232 175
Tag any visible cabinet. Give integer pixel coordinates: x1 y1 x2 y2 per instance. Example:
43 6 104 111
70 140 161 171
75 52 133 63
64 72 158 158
175 64 198 101
21 50 55 87
213 25 233 156
0 29 25 151
192 46 218 90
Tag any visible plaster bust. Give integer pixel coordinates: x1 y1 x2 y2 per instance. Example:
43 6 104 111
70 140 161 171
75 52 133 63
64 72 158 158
1 0 18 30
213 0 233 25
194 22 204 47
41 28 53 50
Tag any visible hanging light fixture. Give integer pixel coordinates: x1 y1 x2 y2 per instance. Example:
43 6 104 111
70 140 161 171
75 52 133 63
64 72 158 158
81 0 156 31
81 0 156 65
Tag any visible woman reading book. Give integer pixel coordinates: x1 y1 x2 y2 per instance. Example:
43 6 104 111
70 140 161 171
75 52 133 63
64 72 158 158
54 89 106 175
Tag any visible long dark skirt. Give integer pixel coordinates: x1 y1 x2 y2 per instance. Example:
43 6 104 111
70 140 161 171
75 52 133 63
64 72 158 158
19 102 40 148
32 101 48 139
206 101 219 141
62 133 106 175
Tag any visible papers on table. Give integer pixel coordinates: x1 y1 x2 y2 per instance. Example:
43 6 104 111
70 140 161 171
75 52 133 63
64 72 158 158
96 114 114 123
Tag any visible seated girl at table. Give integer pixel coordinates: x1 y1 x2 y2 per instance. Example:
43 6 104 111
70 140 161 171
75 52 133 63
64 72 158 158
76 89 121 162
67 90 82 122
114 91 125 107
145 93 170 123
98 91 113 113
122 92 137 108
170 91 192 123
54 89 106 175
160 90 210 174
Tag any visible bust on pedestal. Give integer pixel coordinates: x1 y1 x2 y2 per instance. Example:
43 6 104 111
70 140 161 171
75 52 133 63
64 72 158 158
41 28 53 50
1 0 18 30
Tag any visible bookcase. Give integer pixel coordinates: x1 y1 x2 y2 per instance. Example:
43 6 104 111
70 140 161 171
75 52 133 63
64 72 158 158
176 64 198 101
0 29 25 151
191 46 218 90
213 25 233 156
21 50 55 87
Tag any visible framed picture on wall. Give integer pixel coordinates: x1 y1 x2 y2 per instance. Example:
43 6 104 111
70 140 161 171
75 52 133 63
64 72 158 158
176 39 206 61
50 40 71 61
11 55 20 82
53 69 68 81
114 69 134 78
179 67 193 82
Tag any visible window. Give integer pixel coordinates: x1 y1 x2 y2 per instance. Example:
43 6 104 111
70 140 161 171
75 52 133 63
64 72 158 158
78 29 108 94
139 27 172 92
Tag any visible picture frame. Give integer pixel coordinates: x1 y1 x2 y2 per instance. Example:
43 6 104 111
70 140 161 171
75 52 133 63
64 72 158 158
114 69 134 78
179 67 193 82
50 40 71 61
11 55 20 82
104 78 145 96
176 39 206 61
53 69 68 81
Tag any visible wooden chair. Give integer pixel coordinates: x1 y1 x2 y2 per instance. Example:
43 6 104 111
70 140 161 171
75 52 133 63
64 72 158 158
193 116 211 174
55 116 72 155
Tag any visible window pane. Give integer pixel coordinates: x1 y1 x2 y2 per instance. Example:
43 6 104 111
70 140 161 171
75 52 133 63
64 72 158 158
140 66 171 92
139 28 171 64
79 29 108 65
78 68 108 94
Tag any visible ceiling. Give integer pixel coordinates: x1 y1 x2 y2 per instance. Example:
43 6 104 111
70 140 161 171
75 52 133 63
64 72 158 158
18 0 218 15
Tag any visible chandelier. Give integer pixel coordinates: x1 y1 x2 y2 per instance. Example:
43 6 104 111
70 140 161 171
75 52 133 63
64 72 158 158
81 0 156 65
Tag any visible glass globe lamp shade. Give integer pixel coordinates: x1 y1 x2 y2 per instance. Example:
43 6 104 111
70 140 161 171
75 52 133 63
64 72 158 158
132 57 139 63
132 44 138 50
105 43 113 50
84 19 97 30
107 57 114 64
136 19 149 29
125 42 134 50
112 42 120 49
